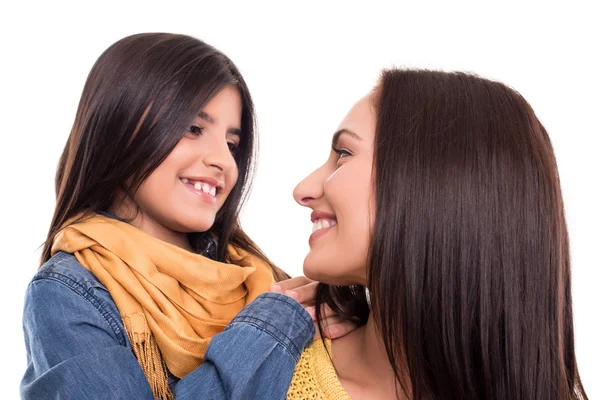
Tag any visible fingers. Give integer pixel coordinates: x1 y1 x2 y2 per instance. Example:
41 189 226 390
313 327 321 340
269 276 359 341
286 281 318 305
304 304 337 320
269 276 314 293
306 305 359 340
322 320 358 339
309 316 344 341
320 316 344 327
310 317 358 341
270 277 318 306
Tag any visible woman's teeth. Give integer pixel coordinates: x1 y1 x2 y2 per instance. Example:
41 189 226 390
312 218 337 233
181 178 217 196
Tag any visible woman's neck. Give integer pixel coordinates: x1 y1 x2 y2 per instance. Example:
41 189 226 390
332 314 404 399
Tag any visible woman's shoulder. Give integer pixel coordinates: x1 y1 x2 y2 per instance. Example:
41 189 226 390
287 339 351 400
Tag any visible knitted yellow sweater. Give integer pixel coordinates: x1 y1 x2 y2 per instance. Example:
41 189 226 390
286 339 351 400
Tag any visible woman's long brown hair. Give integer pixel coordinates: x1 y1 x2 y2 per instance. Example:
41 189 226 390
316 69 587 399
42 33 287 281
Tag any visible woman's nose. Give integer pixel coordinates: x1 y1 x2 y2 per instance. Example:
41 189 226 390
293 165 327 207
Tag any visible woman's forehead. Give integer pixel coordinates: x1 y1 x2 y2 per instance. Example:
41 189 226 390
336 93 377 141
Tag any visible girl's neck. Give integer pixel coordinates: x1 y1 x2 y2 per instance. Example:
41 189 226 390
108 202 194 253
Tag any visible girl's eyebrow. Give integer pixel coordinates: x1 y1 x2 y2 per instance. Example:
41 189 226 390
198 111 242 136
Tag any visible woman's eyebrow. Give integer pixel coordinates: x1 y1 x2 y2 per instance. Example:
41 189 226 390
332 128 362 148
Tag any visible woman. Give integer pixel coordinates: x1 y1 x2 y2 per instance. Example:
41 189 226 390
21 33 350 400
285 69 588 399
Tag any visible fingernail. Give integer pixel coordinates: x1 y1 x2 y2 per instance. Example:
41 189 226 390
285 290 298 299
270 284 282 292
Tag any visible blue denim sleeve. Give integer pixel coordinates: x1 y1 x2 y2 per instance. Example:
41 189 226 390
22 279 314 400
21 278 156 399
176 293 315 399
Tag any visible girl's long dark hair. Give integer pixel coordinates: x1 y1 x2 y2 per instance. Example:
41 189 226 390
316 69 586 399
42 33 287 281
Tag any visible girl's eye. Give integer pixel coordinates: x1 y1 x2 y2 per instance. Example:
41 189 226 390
187 125 204 137
228 142 240 157
333 147 352 164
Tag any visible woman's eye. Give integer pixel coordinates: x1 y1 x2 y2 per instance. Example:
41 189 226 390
187 125 204 136
333 148 352 164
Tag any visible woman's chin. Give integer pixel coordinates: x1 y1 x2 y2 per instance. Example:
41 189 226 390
302 253 328 281
303 259 360 286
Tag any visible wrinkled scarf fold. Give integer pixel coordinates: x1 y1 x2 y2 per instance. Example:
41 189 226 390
52 214 274 399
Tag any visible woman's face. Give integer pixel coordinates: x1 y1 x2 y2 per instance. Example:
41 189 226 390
293 93 377 286
114 85 242 245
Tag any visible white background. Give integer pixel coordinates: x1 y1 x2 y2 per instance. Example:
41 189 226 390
1 1 598 398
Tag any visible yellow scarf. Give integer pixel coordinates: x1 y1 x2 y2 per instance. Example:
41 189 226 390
51 214 275 400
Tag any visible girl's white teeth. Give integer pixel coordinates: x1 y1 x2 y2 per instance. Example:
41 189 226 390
183 178 217 196
312 219 336 233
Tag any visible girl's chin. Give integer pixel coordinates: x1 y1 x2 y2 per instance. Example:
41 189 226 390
172 215 216 234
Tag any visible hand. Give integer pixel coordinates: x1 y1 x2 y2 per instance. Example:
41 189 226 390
270 276 357 340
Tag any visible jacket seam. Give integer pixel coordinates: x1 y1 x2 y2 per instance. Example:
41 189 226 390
225 295 314 362
32 272 128 346
228 317 305 362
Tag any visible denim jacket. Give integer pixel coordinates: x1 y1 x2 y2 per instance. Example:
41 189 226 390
21 251 314 399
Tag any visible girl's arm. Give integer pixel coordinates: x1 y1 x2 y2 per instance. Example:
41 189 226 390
22 276 313 400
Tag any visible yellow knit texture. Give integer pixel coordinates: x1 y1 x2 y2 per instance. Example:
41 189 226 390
286 339 351 400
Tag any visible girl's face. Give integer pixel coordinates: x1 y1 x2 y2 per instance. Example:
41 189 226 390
293 93 377 286
114 86 242 244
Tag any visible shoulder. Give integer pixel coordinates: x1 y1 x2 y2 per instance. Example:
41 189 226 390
34 251 107 292
24 251 128 346
287 339 351 400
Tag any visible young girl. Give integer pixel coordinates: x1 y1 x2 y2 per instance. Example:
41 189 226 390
284 69 588 399
21 33 348 400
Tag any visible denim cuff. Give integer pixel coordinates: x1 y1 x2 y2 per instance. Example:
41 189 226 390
226 292 315 361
